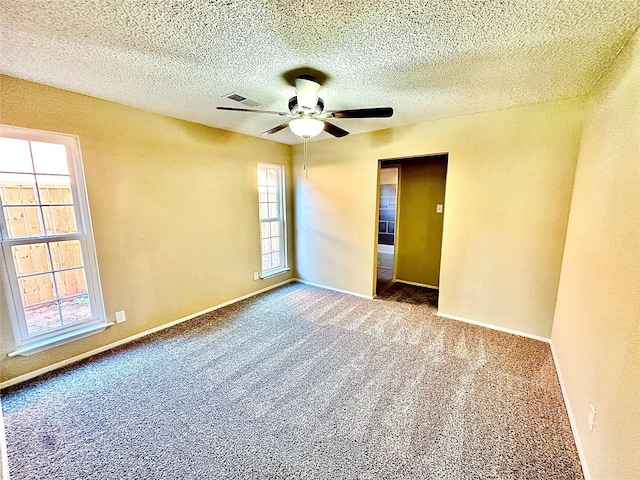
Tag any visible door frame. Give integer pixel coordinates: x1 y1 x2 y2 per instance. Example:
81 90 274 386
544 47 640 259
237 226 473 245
374 153 449 297
374 166 400 295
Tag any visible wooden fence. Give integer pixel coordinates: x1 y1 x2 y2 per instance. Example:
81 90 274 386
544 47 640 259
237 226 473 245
12 242 87 306
2 185 87 306
2 185 76 237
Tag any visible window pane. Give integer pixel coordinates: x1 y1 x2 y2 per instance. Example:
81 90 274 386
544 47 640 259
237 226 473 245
31 142 69 175
42 205 78 235
1 186 23 206
18 273 55 307
1 184 37 207
60 294 91 326
38 186 51 204
39 185 74 205
262 254 272 271
0 138 32 173
260 222 270 239
4 206 44 237
258 163 286 275
55 268 88 298
61 187 73 203
37 175 73 203
259 203 268 220
0 174 37 205
262 238 271 254
267 169 277 186
11 244 51 276
258 168 267 186
20 186 38 205
268 203 278 218
258 186 268 202
39 186 62 205
25 300 62 336
52 187 66 205
50 240 84 270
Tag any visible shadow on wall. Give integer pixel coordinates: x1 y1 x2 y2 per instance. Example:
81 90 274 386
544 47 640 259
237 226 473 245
296 220 369 288
175 119 237 145
368 127 402 148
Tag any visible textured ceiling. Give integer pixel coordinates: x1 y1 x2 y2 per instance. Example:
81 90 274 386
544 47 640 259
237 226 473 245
1 1 639 145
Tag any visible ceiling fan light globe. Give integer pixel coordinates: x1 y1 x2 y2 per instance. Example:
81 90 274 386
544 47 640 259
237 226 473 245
289 118 324 138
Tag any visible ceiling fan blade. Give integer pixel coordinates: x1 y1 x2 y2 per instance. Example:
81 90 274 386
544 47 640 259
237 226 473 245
328 107 394 119
261 122 290 135
323 121 349 138
217 106 288 116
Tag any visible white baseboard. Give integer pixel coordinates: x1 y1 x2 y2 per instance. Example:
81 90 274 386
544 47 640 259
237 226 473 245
436 311 550 343
549 341 591 480
436 311 589 477
0 278 296 390
0 278 591 480
395 279 439 290
294 279 373 300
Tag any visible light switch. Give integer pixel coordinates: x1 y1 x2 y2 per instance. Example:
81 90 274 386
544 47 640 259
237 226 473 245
436 204 444 214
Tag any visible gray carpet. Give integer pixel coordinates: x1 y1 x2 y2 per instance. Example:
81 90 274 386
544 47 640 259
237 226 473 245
377 281 439 307
1 283 583 479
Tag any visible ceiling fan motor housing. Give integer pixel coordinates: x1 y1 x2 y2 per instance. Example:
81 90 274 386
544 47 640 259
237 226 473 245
289 96 324 115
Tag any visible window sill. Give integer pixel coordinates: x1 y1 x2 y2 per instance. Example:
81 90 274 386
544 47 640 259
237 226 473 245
8 322 114 357
261 267 291 279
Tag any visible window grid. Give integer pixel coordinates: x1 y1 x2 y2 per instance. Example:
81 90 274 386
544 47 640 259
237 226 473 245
0 182 77 240
258 164 286 276
1 126 104 347
2 188 88 335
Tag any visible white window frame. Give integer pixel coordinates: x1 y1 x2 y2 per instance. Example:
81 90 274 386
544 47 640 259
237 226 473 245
257 163 289 278
0 124 110 356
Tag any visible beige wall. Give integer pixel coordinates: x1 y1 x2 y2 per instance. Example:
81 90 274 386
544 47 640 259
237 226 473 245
0 76 293 383
293 142 379 291
552 28 640 480
1 30 636 475
395 157 447 287
1 33 637 476
294 97 586 337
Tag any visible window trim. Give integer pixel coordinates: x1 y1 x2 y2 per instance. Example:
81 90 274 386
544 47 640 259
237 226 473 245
0 124 110 356
257 163 288 278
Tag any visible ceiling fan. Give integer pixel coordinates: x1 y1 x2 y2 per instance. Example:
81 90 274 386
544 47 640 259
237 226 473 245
217 75 393 139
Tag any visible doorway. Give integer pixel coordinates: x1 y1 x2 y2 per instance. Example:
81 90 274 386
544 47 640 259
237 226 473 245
375 154 448 297
376 167 398 293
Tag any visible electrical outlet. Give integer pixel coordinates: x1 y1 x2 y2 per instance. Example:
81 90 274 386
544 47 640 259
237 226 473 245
253 271 259 281
115 310 126 323
588 404 596 432
436 204 444 213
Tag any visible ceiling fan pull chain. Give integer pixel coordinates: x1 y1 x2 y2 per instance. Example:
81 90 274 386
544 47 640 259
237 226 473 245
303 137 310 179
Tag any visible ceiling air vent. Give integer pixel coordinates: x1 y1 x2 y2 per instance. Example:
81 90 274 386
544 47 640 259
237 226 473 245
223 92 260 107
